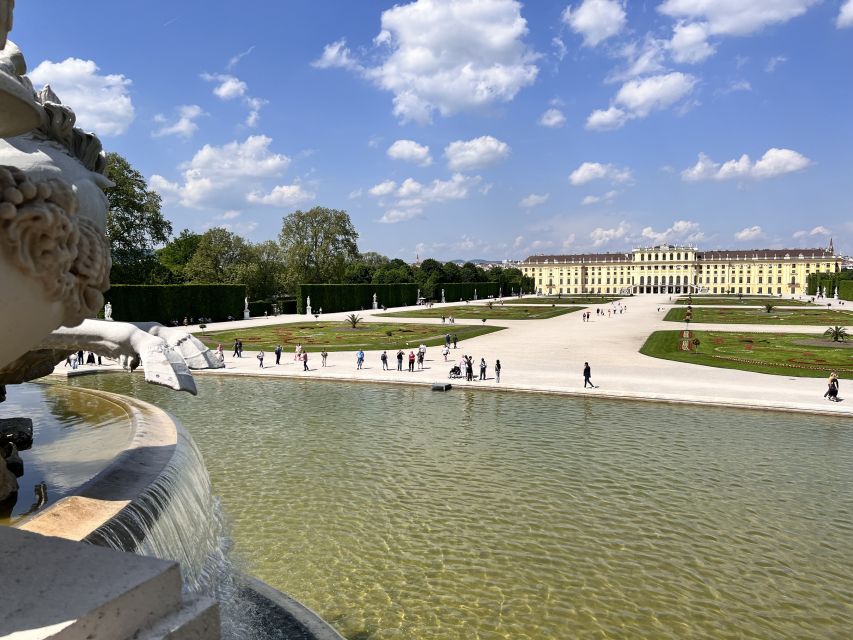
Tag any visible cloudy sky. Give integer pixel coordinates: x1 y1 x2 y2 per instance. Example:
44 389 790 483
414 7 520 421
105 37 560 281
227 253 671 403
13 0 853 260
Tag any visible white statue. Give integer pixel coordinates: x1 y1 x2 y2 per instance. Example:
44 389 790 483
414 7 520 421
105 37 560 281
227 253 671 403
103 301 112 320
372 292 378 310
306 296 312 316
474 288 478 300
0 18 213 395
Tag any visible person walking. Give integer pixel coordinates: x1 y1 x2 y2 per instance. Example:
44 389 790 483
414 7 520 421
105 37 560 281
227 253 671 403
257 350 264 368
237 340 243 357
445 333 451 347
357 350 365 370
417 350 424 370
303 351 309 371
479 358 487 380
64 353 74 367
583 362 595 388
495 359 501 383
465 356 474 381
442 345 450 361
452 334 458 349
77 349 84 366
321 350 328 367
397 349 404 371
381 350 388 370
233 339 240 358
825 371 840 401
274 344 282 365
408 350 416 372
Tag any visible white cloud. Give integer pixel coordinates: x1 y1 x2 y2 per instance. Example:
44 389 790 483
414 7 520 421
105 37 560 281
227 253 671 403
586 106 629 131
379 208 422 224
552 36 568 60
658 0 818 37
247 184 315 207
316 0 538 124
562 234 577 248
444 136 510 172
562 0 627 47
569 162 632 186
793 225 831 238
152 105 204 138
226 46 256 72
202 73 267 127
368 180 398 197
839 0 853 27
590 221 629 247
387 139 432 166
538 108 566 127
721 80 752 93
607 37 668 83
221 210 241 220
311 39 363 71
349 188 363 199
735 225 763 241
587 72 697 131
641 220 705 244
519 193 549 208
149 135 291 208
28 58 134 135
669 22 716 63
202 73 247 100
765 55 787 72
581 190 617 205
681 148 811 181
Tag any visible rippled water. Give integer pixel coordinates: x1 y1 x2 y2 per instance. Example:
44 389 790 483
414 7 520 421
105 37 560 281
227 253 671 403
0 383 131 524
72 374 853 640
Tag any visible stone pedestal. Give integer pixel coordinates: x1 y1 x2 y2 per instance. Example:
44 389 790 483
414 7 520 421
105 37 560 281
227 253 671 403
243 310 250 320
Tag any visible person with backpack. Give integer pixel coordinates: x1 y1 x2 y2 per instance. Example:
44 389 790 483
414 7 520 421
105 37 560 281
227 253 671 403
397 349 404 371
257 350 264 368
381 351 388 370
274 344 282 365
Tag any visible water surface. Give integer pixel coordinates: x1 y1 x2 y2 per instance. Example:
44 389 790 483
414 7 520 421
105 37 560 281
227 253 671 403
72 374 853 640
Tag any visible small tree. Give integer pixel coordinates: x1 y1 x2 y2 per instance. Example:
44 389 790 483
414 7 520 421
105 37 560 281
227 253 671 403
345 313 363 328
764 303 775 313
824 326 849 342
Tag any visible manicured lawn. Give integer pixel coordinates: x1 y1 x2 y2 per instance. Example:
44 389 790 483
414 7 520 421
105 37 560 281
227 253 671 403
502 296 624 305
376 304 582 320
675 296 815 306
641 330 853 378
197 321 503 352
665 307 853 325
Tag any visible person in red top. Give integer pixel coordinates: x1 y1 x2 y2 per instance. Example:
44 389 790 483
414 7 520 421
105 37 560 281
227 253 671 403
408 350 416 372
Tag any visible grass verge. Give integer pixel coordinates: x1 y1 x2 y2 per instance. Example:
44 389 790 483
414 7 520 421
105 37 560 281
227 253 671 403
376 305 582 320
665 307 853 325
640 330 853 378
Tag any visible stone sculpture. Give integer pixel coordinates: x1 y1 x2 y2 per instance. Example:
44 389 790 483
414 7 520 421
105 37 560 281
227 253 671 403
306 296 312 316
104 301 112 320
372 293 378 310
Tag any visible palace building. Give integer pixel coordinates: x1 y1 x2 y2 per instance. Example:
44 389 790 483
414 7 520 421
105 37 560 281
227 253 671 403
521 241 840 296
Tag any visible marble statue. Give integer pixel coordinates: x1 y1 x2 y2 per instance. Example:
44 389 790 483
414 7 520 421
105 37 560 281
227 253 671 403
0 9 215 396
372 293 378 310
441 289 445 304
104 301 112 320
306 296 312 316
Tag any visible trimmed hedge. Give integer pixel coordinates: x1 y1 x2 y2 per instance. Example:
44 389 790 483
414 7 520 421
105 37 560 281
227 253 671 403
104 284 246 323
296 283 419 314
437 281 500 301
807 271 852 296
840 280 853 301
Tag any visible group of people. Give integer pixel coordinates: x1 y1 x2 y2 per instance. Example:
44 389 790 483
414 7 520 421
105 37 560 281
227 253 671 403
450 355 502 382
582 304 627 322
63 350 101 368
824 371 841 401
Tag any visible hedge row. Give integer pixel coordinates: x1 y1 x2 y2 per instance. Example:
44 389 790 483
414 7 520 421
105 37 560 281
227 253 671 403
437 281 500 301
840 281 853 301
296 283 419 314
247 298 298 316
807 271 852 296
103 284 247 323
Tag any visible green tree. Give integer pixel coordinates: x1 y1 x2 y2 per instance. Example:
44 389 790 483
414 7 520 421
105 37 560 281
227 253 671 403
184 227 251 284
104 152 172 283
156 229 201 282
237 241 287 299
278 207 360 290
824 326 849 342
343 262 375 284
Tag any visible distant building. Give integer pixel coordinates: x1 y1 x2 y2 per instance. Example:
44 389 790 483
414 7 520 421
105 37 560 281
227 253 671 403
520 242 841 296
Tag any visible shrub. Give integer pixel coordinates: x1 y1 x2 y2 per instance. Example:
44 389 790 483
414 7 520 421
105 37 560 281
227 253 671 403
103 284 246 323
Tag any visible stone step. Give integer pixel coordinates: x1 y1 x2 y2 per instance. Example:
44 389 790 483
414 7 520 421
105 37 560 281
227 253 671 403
134 595 219 640
0 527 216 640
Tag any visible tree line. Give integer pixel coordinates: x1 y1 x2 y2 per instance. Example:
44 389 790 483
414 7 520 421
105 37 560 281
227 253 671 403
105 152 531 300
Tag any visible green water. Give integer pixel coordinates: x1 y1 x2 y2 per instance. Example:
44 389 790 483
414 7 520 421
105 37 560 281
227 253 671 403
71 374 853 639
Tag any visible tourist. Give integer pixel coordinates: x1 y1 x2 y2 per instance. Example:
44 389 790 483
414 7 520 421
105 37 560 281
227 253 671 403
442 345 450 361
453 334 458 349
445 333 451 347
86 351 95 365
303 351 309 371
825 371 840 401
479 358 487 380
397 349 404 371
465 356 474 381
64 353 73 367
321 350 328 367
417 350 424 370
274 344 282 365
495 359 501 383
257 350 264 368
233 339 240 358
583 362 595 388
357 349 365 369
237 340 243 357
76 349 84 366
381 350 388 370
294 344 302 361
418 343 427 364
408 350 416 372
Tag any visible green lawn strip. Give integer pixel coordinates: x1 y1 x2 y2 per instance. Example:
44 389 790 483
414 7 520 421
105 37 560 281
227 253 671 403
675 297 815 306
640 330 853 378
198 321 504 352
376 304 582 320
502 296 623 305
665 307 853 325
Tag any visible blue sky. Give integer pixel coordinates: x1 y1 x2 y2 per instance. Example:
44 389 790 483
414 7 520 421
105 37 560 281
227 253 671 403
11 0 853 260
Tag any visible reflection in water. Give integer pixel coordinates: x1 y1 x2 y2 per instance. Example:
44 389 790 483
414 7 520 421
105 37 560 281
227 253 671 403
72 374 853 640
0 383 131 524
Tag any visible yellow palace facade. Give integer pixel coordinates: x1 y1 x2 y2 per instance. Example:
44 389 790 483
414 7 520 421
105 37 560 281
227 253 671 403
520 243 840 296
